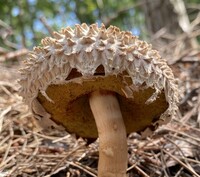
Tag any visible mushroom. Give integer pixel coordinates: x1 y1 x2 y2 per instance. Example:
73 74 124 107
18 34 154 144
19 23 179 176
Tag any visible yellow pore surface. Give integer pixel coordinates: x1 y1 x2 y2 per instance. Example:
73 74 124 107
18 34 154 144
37 73 168 139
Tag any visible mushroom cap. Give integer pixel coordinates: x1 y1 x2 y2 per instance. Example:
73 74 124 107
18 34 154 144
19 23 179 138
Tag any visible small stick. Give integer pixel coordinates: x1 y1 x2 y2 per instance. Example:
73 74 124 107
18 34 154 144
163 149 200 177
39 17 54 37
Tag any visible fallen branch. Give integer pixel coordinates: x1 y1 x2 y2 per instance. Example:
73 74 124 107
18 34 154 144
0 48 29 62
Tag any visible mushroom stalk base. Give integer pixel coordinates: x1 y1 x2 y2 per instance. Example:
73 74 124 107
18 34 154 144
89 90 127 177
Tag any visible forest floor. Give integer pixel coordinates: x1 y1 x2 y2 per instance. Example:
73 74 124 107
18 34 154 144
0 37 200 177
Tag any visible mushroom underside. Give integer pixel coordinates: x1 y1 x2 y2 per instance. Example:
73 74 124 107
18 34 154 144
37 73 168 138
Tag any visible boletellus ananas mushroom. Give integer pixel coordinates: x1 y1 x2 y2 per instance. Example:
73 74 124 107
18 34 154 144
19 23 179 176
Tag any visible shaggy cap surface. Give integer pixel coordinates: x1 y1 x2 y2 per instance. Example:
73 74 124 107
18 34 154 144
19 23 179 138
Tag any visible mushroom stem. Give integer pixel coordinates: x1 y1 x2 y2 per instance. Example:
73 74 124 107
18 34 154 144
89 90 127 177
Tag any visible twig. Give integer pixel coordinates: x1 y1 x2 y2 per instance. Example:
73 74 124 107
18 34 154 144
0 106 12 132
164 136 194 171
20 152 67 158
127 162 137 172
134 165 150 177
67 161 97 177
33 132 62 140
52 134 71 143
168 133 199 147
39 17 54 37
0 48 29 62
49 143 86 174
174 166 184 177
0 20 18 49
164 126 200 143
160 148 170 177
163 149 200 177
